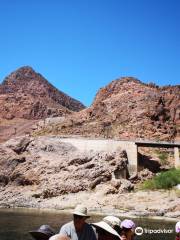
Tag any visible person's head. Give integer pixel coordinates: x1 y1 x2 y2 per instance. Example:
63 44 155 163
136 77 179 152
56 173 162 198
95 226 119 240
73 214 88 231
72 205 90 231
119 229 127 240
92 216 121 240
120 220 135 240
29 225 55 240
49 234 71 240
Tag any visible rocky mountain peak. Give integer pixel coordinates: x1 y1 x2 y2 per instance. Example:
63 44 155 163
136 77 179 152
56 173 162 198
93 77 143 105
2 66 36 83
1 66 49 93
0 66 85 122
5 66 36 80
115 76 141 84
43 76 179 141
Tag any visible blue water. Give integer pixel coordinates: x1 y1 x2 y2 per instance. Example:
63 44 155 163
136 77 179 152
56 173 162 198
0 208 176 240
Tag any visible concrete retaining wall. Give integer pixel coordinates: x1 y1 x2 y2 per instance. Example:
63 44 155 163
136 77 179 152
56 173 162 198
59 138 138 175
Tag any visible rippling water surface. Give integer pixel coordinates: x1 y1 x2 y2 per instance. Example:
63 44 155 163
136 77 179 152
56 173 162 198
0 208 176 240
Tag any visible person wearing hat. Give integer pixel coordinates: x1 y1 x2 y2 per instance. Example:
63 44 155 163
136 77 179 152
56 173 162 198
120 220 136 240
29 225 56 240
175 221 180 240
59 205 97 240
91 216 122 240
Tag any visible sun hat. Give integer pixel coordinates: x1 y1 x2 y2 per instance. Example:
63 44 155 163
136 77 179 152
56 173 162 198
72 205 90 218
92 218 120 238
103 216 121 227
120 219 136 229
29 225 55 240
176 221 180 233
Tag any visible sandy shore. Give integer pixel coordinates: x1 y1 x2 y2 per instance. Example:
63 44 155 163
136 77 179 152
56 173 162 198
0 184 180 221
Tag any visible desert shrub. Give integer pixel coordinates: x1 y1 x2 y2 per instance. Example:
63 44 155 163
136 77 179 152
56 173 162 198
158 152 168 165
142 168 180 190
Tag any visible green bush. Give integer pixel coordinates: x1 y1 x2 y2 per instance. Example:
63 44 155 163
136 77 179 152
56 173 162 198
142 168 180 190
143 179 156 190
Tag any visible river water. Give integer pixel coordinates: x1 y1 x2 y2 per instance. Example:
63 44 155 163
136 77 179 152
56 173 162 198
0 208 176 240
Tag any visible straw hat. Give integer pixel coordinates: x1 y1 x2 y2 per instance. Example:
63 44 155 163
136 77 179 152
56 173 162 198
72 205 90 218
29 225 55 240
92 217 120 238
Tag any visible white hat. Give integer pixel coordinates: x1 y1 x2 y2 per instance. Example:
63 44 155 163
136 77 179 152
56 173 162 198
72 205 90 217
176 221 180 233
92 218 120 239
103 216 121 227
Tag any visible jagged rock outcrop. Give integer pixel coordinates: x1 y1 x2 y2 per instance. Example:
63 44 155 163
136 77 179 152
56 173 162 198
39 77 179 141
0 66 85 120
0 136 128 201
1 135 180 219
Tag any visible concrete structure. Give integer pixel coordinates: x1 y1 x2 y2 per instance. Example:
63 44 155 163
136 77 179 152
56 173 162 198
59 138 180 177
174 147 180 168
135 141 180 169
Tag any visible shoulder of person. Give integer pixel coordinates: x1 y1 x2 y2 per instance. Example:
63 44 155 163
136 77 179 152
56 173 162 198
61 221 74 229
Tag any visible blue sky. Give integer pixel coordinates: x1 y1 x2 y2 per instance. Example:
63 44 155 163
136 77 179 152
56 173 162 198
0 0 179 106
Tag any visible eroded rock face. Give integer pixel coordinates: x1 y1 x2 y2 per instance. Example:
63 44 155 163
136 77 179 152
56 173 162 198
0 66 85 120
1 136 180 219
129 168 155 184
42 77 179 141
0 136 128 201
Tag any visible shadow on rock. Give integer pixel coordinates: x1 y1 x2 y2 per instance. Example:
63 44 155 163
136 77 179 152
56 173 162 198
138 152 161 173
